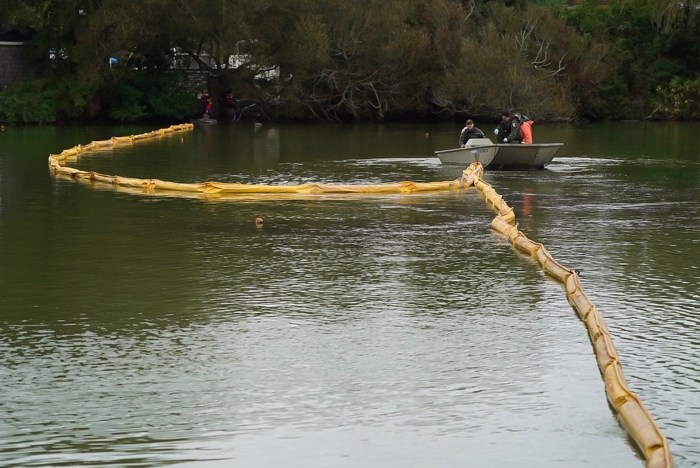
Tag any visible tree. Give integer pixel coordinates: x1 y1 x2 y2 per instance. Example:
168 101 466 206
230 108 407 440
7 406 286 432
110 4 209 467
2 0 700 122
650 0 700 33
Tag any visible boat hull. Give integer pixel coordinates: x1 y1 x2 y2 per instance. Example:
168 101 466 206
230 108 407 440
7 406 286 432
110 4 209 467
436 139 563 170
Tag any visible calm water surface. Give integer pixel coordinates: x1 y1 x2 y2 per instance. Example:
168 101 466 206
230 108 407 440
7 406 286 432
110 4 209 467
0 121 698 467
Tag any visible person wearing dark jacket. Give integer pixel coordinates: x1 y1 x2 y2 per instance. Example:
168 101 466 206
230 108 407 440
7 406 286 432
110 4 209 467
459 119 485 147
495 110 522 144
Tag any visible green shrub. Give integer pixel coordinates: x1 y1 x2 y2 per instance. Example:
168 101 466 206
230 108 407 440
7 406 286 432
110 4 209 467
654 76 700 119
0 80 57 124
0 78 90 124
102 71 196 122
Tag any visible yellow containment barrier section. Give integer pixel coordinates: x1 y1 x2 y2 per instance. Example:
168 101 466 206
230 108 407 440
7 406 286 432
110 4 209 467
48 124 467 199
470 161 673 468
49 127 673 467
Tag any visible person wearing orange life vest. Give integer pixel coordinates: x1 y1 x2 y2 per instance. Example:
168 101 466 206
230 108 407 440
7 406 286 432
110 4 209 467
517 113 534 144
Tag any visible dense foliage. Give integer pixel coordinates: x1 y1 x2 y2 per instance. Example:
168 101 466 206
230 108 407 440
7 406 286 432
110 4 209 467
1 0 698 124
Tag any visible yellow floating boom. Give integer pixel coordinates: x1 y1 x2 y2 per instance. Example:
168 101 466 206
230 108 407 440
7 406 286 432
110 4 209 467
471 162 673 468
48 126 673 467
48 123 466 197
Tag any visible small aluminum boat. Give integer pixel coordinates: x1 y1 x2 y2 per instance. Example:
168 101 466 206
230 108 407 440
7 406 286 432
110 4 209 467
436 138 563 170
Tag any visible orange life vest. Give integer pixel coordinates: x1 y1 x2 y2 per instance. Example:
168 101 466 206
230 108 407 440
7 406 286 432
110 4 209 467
520 120 534 144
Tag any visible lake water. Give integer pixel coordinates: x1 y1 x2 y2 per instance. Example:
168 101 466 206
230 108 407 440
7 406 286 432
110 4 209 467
0 121 698 467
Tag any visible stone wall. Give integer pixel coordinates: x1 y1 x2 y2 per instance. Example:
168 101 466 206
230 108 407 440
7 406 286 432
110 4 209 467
0 42 33 88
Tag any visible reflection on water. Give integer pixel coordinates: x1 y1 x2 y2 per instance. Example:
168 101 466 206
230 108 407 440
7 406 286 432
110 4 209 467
0 122 699 467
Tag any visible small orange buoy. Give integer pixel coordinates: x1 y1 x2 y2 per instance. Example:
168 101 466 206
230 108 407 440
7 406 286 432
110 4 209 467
255 217 264 228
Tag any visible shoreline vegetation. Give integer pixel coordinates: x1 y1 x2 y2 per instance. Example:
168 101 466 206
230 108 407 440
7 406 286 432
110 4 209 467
1 0 698 125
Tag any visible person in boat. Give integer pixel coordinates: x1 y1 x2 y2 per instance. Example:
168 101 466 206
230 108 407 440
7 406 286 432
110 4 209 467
494 110 522 144
517 113 534 144
459 119 485 147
